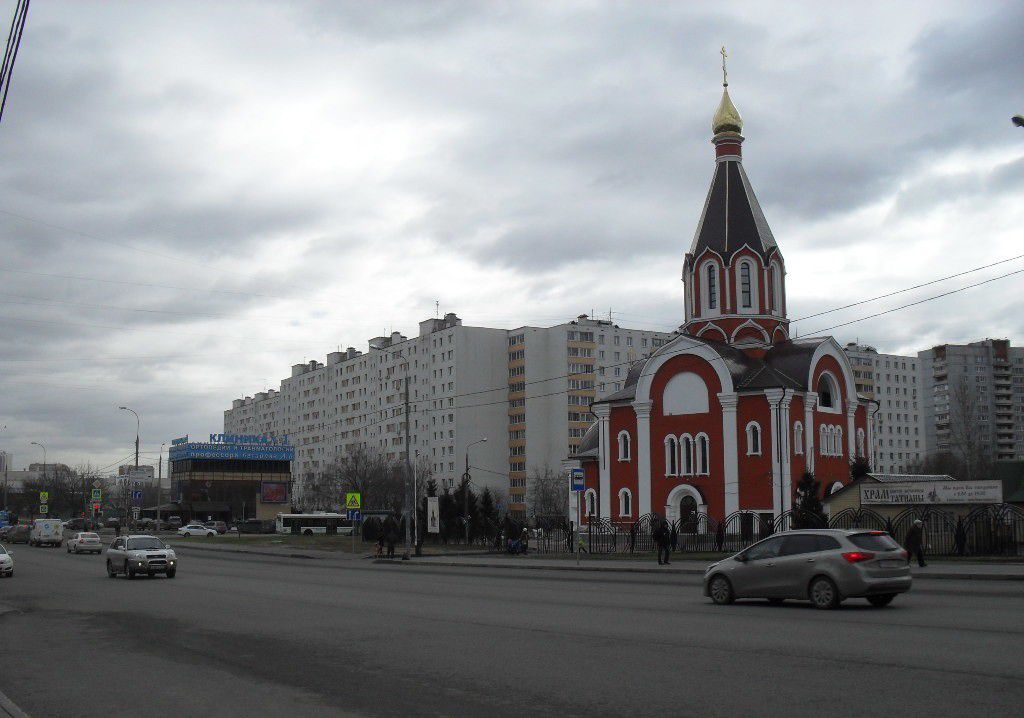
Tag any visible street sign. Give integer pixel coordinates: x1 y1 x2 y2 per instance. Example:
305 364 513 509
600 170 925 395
39 491 49 504
131 491 143 500
91 488 102 501
569 468 585 492
131 507 140 519
92 480 102 489
345 492 361 510
427 496 440 534
346 509 361 522
39 504 49 514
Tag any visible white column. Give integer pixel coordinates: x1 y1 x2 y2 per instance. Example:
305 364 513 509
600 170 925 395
780 390 794 512
846 404 857 459
804 392 818 474
867 401 877 468
632 400 653 517
765 389 784 517
593 403 612 519
718 392 740 516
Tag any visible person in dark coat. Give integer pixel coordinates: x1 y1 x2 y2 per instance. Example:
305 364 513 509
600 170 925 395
654 519 671 565
904 519 926 567
384 517 398 558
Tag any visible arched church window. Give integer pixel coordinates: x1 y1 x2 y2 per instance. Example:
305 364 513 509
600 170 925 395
771 263 782 314
856 428 866 457
584 488 597 517
706 264 718 310
746 422 761 455
681 434 694 475
619 488 632 517
696 433 710 475
793 421 803 455
664 435 679 476
739 262 752 308
617 431 631 462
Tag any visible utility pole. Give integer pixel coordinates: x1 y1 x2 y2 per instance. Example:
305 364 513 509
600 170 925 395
156 443 164 531
463 438 487 546
402 374 412 560
119 407 139 528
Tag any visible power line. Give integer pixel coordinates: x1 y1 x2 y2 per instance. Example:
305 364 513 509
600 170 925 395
0 0 29 128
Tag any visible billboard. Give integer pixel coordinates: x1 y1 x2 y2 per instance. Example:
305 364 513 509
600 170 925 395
168 442 295 462
260 482 289 504
861 481 1003 505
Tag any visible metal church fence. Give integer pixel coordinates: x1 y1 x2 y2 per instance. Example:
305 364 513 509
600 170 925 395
525 504 1024 558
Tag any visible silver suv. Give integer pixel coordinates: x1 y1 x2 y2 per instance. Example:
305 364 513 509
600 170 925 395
106 535 178 579
703 529 911 609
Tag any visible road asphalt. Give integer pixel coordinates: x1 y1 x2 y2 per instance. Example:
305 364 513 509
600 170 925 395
2 543 1023 717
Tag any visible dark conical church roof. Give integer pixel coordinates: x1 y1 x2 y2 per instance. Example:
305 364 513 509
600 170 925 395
688 158 777 264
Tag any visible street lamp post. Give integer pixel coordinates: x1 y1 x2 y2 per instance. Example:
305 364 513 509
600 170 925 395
463 438 487 545
156 442 165 532
119 406 140 528
30 441 46 517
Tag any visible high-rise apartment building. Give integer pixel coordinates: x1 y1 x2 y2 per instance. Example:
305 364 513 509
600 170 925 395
844 343 924 473
919 339 1024 465
224 313 674 514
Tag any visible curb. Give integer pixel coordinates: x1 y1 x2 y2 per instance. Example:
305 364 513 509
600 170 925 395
166 543 326 561
382 559 1024 581
0 688 29 718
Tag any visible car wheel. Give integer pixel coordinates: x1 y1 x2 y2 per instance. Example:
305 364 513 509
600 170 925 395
167 569 176 579
107 560 117 578
181 533 189 538
66 544 71 553
207 532 215 538
126 561 135 580
708 575 734 605
809 576 840 610
868 594 896 607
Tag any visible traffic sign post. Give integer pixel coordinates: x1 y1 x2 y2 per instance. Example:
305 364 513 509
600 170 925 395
91 488 102 502
39 491 48 504
39 504 48 515
569 468 585 564
345 492 361 510
346 509 361 553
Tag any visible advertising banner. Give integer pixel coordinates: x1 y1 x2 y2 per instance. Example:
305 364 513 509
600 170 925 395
169 442 295 462
427 496 440 534
861 481 1003 505
260 482 289 504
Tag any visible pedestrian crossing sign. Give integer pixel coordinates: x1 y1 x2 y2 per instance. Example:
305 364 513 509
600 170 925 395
345 492 361 510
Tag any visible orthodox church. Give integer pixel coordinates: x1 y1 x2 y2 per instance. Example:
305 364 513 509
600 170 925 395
569 72 871 527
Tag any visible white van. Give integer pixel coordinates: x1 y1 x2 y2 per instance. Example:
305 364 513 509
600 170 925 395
30 519 63 547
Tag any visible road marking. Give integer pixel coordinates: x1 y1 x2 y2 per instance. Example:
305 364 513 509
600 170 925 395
0 687 29 718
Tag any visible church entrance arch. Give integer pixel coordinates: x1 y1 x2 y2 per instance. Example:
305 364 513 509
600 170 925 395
665 484 707 525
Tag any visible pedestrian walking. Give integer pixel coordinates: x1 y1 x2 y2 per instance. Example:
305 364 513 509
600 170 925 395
904 519 926 567
375 533 384 558
654 519 671 565
384 517 398 559
114 522 121 538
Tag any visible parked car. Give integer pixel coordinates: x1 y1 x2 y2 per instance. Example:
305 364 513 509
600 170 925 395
105 535 177 579
167 516 183 529
8 525 29 544
62 518 91 533
703 529 912 609
236 518 275 534
204 520 228 535
177 523 216 538
0 525 15 541
102 517 121 529
67 531 103 555
29 519 64 547
0 544 13 577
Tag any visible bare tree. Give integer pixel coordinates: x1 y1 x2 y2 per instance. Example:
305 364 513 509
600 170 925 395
948 379 990 481
526 466 568 519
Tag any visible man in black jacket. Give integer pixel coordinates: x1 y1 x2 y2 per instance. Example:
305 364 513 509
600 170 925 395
904 519 926 567
654 519 671 565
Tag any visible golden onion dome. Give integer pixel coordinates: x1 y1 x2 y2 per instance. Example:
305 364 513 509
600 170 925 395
712 87 742 134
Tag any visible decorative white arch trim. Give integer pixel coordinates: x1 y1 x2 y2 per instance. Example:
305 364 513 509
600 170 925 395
835 426 843 456
663 372 710 415
633 335 735 407
734 257 761 314
808 337 859 407
745 421 762 456
816 370 843 414
828 481 844 495
729 319 771 346
583 488 598 517
665 483 706 521
616 430 631 462
772 325 789 342
696 324 728 341
698 258 722 317
793 421 804 455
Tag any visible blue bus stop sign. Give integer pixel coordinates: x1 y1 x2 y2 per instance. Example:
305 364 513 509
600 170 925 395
570 468 585 492
347 509 361 522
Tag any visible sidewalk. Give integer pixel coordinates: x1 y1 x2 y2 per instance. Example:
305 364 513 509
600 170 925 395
168 540 1024 581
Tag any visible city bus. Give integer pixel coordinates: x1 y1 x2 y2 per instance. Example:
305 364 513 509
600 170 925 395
275 512 352 536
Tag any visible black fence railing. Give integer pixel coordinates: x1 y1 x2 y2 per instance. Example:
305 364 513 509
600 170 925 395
542 504 1024 557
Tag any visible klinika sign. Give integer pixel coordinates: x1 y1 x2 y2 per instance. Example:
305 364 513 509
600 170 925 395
861 481 1003 506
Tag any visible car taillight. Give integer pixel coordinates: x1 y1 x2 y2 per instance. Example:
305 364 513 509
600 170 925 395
842 551 875 563
900 549 908 559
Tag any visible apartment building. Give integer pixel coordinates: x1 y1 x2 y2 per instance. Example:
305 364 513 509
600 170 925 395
844 343 924 474
506 315 675 512
225 313 674 514
919 339 1024 465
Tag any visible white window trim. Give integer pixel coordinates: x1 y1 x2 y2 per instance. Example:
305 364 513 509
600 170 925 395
699 259 722 317
745 421 762 456
793 421 803 455
695 432 711 475
856 428 866 457
680 433 694 476
816 371 842 414
617 430 631 462
770 262 783 316
618 488 633 518
664 435 678 476
584 488 598 516
736 258 760 314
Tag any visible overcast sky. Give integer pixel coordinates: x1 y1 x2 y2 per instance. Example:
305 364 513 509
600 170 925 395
1 0 1022 471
